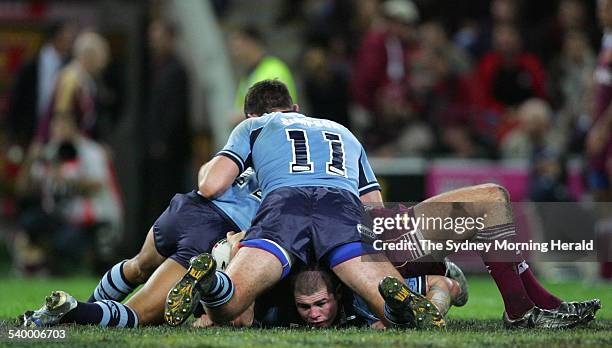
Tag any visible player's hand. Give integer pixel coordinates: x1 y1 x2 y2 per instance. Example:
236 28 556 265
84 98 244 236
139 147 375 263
226 231 246 260
230 303 254 327
370 320 386 330
192 313 214 328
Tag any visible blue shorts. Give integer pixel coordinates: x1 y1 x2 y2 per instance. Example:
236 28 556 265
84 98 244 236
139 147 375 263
242 187 369 266
153 191 239 269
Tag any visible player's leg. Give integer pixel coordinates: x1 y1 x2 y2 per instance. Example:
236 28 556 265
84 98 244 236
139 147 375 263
124 258 186 325
425 275 461 316
207 247 282 323
88 227 165 303
21 290 140 328
166 187 309 325
165 247 284 325
331 252 444 329
409 184 593 327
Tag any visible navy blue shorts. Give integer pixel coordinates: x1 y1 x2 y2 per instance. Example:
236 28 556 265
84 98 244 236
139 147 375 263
243 186 368 265
153 191 239 269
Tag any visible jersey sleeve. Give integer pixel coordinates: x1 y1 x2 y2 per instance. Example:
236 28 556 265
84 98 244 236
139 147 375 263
357 146 381 195
216 119 252 173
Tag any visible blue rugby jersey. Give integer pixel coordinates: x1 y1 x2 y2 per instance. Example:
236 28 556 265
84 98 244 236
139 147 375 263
209 167 261 231
217 112 380 198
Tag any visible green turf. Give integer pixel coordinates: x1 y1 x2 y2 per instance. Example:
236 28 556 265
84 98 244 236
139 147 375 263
0 276 610 347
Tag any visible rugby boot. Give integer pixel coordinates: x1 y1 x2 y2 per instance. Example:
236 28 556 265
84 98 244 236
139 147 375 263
444 259 469 307
165 253 217 326
19 290 77 328
379 276 446 329
503 306 582 329
556 299 601 324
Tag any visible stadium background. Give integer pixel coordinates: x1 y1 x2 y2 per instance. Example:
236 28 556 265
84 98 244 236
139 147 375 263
0 0 610 295
0 1 610 346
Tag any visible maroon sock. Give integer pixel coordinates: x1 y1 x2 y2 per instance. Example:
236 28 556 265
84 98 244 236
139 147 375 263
476 223 534 319
484 262 534 319
518 261 562 310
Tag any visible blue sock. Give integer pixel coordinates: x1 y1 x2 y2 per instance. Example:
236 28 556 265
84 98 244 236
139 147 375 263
61 301 139 328
200 271 234 308
88 261 135 303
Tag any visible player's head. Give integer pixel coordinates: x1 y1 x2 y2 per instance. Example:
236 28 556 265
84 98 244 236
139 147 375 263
244 79 298 118
292 266 342 328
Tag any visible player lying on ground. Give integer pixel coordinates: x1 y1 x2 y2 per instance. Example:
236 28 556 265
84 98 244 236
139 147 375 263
371 183 601 328
290 265 464 328
19 168 261 328
191 232 467 328
165 79 444 330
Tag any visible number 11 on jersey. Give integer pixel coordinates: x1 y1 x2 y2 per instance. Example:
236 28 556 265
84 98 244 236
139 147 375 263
286 129 346 176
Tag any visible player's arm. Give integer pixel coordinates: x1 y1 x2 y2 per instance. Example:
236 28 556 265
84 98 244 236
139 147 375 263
199 119 253 198
198 157 240 198
360 190 382 204
357 146 382 205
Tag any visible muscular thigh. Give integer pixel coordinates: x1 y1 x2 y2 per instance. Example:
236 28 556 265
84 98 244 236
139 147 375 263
125 258 186 325
413 183 509 241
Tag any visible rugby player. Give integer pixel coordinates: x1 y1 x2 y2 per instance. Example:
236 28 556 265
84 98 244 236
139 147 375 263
288 265 463 329
370 183 601 328
165 79 442 329
192 233 467 329
19 168 261 328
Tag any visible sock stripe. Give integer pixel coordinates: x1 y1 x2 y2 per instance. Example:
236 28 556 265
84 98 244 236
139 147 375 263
102 274 127 299
118 261 135 288
94 288 103 302
208 274 223 296
475 230 516 241
96 301 111 326
204 286 234 308
116 302 128 328
106 271 129 296
478 227 515 236
110 262 133 293
208 276 229 298
201 271 234 308
97 283 114 301
91 261 135 302
481 223 514 232
127 306 139 328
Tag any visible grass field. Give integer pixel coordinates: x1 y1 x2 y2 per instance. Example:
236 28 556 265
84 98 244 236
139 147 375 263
0 276 610 347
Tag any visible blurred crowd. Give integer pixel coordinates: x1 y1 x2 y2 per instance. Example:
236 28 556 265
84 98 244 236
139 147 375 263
286 0 596 161
0 0 611 276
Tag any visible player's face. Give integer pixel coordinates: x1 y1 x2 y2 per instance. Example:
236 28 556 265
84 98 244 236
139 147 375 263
294 290 339 328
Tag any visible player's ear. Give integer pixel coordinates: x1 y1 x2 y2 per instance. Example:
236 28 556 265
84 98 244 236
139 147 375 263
246 113 259 118
292 104 300 112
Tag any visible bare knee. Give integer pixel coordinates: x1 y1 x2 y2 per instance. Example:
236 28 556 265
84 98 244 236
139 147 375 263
474 183 510 203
